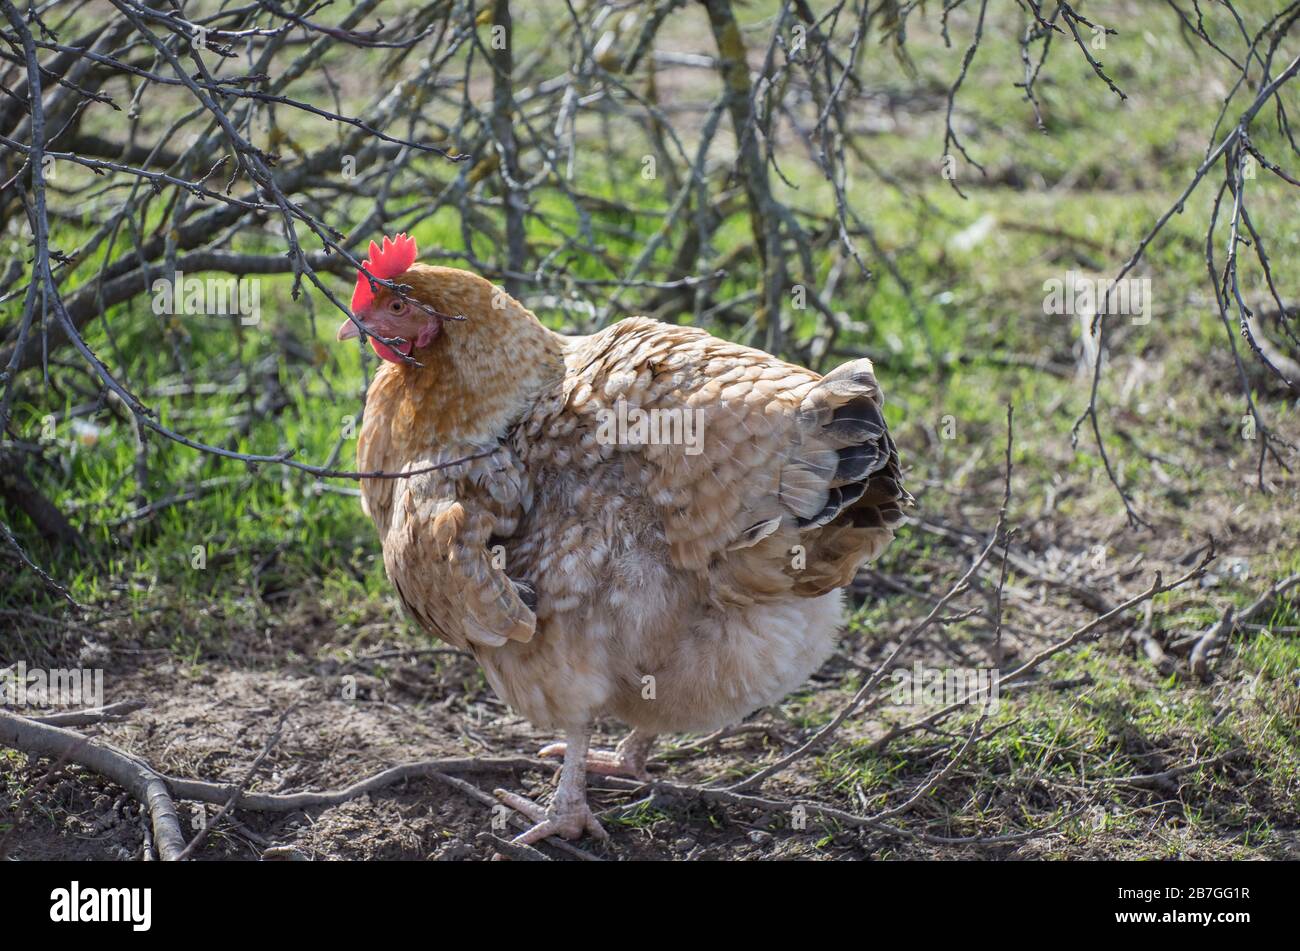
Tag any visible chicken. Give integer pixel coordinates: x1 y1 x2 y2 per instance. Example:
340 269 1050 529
337 233 910 849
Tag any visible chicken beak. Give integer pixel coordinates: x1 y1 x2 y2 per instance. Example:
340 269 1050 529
337 316 362 341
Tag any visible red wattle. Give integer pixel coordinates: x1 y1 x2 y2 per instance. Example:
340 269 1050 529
370 338 412 364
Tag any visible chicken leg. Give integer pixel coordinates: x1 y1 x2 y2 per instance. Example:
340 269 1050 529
538 728 657 781
494 726 607 848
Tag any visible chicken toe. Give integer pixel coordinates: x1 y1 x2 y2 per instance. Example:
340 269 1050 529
493 788 606 846
538 729 656 781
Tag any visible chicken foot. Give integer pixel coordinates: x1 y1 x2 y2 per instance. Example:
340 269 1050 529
538 728 657 781
493 727 608 851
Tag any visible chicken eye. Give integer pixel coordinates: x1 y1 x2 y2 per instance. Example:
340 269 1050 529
388 299 405 314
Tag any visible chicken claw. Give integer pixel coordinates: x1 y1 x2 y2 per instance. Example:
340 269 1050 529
492 788 607 846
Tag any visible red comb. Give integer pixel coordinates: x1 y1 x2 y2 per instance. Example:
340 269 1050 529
351 233 418 313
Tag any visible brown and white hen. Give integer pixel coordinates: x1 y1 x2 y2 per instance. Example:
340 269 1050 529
337 234 910 849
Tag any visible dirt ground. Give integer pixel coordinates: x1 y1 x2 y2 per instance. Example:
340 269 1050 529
4 616 858 861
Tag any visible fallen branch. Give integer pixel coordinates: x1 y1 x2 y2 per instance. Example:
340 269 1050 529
162 756 545 812
0 705 566 859
1190 605 1235 683
477 832 550 862
1238 572 1300 629
1090 752 1236 791
0 707 187 860
27 698 147 727
1184 570 1300 681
